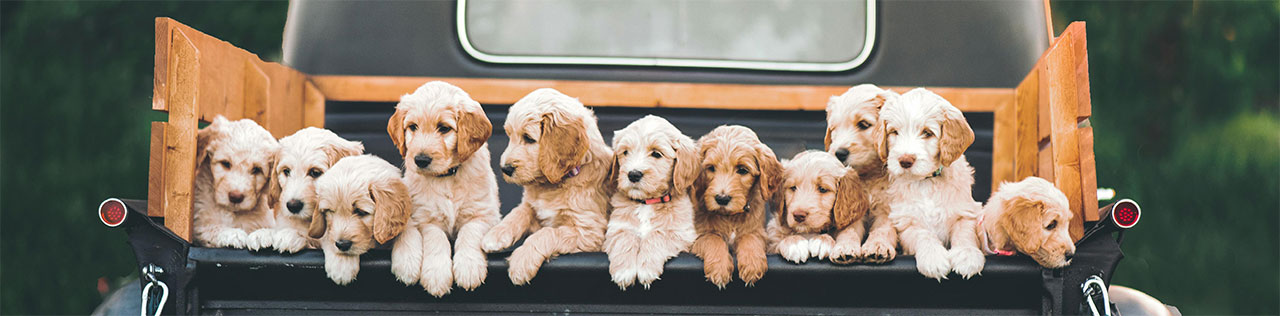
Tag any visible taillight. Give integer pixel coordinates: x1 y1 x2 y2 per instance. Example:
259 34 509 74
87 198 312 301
1109 199 1140 229
99 198 127 227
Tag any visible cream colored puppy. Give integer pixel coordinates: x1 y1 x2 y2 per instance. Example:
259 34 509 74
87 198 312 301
247 127 363 253
386 81 500 297
481 88 613 285
824 84 900 264
979 177 1076 268
878 88 983 280
308 155 411 285
766 151 869 263
603 115 699 290
193 116 280 249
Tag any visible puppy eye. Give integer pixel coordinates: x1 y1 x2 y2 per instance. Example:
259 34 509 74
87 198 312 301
219 161 231 169
706 165 716 172
308 168 323 178
817 187 830 193
353 208 369 217
407 124 418 132
622 150 629 156
789 186 797 192
437 124 452 134
888 129 898 136
1046 220 1058 230
922 130 935 138
736 166 749 175
522 134 536 144
251 166 263 175
857 120 872 130
650 151 663 158
281 168 291 177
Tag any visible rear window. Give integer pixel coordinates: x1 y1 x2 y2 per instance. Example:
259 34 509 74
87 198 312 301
458 0 875 72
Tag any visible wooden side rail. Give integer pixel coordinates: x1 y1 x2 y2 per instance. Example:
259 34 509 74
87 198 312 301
149 18 1095 242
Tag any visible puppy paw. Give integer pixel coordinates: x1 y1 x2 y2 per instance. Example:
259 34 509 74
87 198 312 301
703 260 734 289
325 255 360 285
949 247 986 279
635 262 663 290
214 228 249 249
390 246 422 285
915 248 952 281
420 256 454 297
244 229 273 251
737 255 767 287
452 252 488 291
481 228 518 253
506 248 544 286
272 229 307 253
778 236 811 263
808 235 836 260
860 240 897 264
610 265 638 290
830 242 862 265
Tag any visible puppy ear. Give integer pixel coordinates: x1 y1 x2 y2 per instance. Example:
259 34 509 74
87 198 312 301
669 135 700 195
323 137 364 166
604 149 620 192
453 101 493 163
261 146 282 210
937 108 974 167
386 106 408 157
754 143 783 199
998 196 1047 253
538 111 588 184
196 116 228 163
370 176 410 244
832 168 868 230
875 120 889 163
772 182 789 226
307 209 327 239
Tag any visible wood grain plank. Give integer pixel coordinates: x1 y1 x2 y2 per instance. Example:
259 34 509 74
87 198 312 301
303 81 325 128
242 60 269 124
162 28 199 241
992 97 1016 192
1048 23 1086 241
148 122 167 217
1015 68 1040 180
1078 126 1099 221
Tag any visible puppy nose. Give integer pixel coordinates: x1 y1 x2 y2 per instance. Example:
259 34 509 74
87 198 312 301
285 199 304 214
899 155 916 169
793 210 808 223
714 195 732 206
501 164 516 176
414 154 433 169
627 170 644 183
834 148 850 162
228 192 245 204
335 239 353 251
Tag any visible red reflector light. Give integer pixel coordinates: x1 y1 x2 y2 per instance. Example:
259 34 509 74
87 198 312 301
1111 199 1140 229
99 198 127 227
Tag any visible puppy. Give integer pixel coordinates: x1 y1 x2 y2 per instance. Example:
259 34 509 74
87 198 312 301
689 125 780 288
824 84 901 264
386 81 500 296
979 177 1075 268
481 88 613 285
878 88 984 280
193 116 280 249
766 151 870 264
246 127 363 253
309 155 411 285
603 115 699 290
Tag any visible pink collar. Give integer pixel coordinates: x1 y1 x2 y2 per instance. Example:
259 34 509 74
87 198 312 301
635 194 672 205
978 213 1017 256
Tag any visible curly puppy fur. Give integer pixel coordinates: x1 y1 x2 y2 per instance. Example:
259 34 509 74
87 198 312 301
766 151 870 264
980 177 1075 268
603 115 699 290
247 127 363 253
386 81 501 296
878 88 984 280
481 88 613 286
309 155 411 285
689 125 780 288
824 84 901 264
193 116 280 249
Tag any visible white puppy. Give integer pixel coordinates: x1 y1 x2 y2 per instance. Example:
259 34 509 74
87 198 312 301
246 127 363 253
878 88 984 280
309 155 411 285
193 116 280 249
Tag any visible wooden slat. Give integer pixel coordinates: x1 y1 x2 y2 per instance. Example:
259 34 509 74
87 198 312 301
1047 24 1086 240
1014 68 1040 180
148 122 167 217
992 97 1016 191
162 28 200 241
242 60 269 123
1078 126 1098 221
263 62 306 138
308 75 1011 112
303 81 326 128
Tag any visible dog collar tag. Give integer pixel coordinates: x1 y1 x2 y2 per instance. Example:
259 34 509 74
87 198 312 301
437 166 460 177
637 194 672 205
931 166 944 178
565 166 581 179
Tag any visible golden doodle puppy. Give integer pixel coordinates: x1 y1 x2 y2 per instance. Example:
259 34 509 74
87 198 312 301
603 115 699 290
308 155 411 285
824 84 900 264
767 150 870 264
193 116 280 249
247 127 363 253
979 177 1075 268
481 88 614 285
689 125 780 288
386 81 500 296
878 88 984 280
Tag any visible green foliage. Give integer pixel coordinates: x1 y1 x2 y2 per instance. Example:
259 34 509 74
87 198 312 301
1053 1 1279 314
0 1 286 314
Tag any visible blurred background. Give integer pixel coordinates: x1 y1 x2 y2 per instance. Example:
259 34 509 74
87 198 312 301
1 1 1275 314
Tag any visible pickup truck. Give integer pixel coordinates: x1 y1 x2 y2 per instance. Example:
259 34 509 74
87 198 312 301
101 1 1162 314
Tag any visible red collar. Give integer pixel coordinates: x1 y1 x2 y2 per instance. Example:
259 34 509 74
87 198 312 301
635 194 672 205
978 213 1017 256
